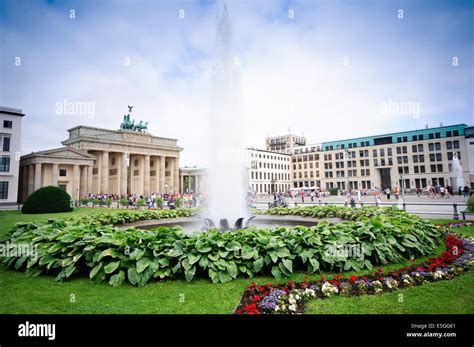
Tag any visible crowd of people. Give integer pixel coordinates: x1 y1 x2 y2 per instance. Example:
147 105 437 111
260 183 473 209
83 192 205 209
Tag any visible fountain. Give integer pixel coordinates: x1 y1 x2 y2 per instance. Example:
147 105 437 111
451 153 465 189
206 1 248 230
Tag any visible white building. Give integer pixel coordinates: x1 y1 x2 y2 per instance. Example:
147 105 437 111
0 107 24 205
247 148 291 194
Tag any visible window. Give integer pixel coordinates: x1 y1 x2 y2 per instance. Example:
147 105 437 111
0 181 8 199
373 149 377 157
59 169 67 176
418 144 423 152
436 153 442 161
412 145 417 153
435 132 441 138
419 155 425 163
435 142 441 151
453 130 459 136
397 157 402 165
453 140 459 149
380 148 385 156
0 156 10 172
437 164 443 172
402 146 407 154
2 137 10 152
446 131 452 137
428 143 434 151
387 148 392 156
429 154 435 162
447 141 453 150
396 147 401 154
59 184 67 191
413 155 418 163
429 133 434 139
3 120 12 129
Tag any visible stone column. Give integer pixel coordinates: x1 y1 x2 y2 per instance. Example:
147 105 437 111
80 165 87 198
169 158 175 193
174 157 180 194
73 164 80 201
121 152 128 196
159 156 165 193
101 151 109 193
144 154 150 197
21 165 28 201
195 175 199 194
34 163 42 191
153 157 159 194
52 163 59 187
27 164 35 195
180 174 184 194
87 166 93 195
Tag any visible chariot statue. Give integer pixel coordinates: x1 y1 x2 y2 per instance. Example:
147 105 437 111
119 105 148 132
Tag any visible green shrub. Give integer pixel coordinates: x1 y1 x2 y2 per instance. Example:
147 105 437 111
2 206 442 286
174 197 183 208
81 198 89 206
21 186 73 214
467 196 474 212
92 198 99 207
119 198 128 208
155 197 163 209
329 187 339 195
105 198 113 207
136 199 146 207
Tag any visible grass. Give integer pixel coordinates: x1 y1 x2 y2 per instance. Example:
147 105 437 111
0 208 472 314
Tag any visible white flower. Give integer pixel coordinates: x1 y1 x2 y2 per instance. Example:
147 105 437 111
288 304 297 312
274 305 280 312
433 270 444 280
289 298 296 305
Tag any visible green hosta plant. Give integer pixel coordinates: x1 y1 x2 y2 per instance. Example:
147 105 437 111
0 207 442 286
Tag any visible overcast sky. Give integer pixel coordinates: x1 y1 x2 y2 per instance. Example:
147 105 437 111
1 0 473 166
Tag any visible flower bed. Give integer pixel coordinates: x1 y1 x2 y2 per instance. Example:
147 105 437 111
235 232 474 314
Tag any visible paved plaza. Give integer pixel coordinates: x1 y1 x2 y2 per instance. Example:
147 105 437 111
252 194 471 219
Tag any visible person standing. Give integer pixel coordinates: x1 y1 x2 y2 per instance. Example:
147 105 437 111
385 187 391 200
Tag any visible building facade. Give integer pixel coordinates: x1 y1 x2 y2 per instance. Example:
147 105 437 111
247 148 291 194
19 125 182 201
180 166 207 194
0 107 24 204
274 124 471 192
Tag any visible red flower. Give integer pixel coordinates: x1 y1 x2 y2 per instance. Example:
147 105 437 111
377 268 382 273
304 275 309 280
361 276 367 281
253 295 260 302
348 276 358 282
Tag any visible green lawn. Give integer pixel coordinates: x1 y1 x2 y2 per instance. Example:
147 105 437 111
0 208 472 314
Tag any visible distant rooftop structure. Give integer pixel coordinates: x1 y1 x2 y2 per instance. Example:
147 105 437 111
265 134 306 154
